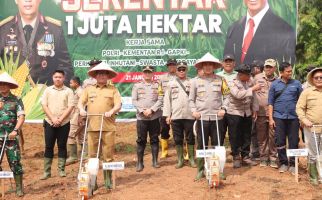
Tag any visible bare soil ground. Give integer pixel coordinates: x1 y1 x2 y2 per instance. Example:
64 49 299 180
3 123 322 200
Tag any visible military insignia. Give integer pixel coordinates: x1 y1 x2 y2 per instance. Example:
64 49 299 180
4 27 18 54
37 32 55 57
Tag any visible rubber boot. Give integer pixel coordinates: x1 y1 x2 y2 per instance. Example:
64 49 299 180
40 158 53 180
136 144 145 172
188 145 197 168
175 145 184 169
58 158 67 177
160 139 168 158
195 158 205 181
309 163 319 186
184 143 189 160
66 144 78 166
104 170 113 189
14 174 23 197
151 144 160 168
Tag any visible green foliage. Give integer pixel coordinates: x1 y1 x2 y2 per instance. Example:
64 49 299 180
296 0 322 79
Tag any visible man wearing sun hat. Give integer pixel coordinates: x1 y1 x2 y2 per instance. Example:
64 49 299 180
78 62 121 189
296 67 322 185
163 61 196 169
189 52 227 180
0 72 25 196
226 64 261 168
132 66 163 172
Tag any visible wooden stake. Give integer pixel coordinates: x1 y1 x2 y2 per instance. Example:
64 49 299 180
295 157 298 183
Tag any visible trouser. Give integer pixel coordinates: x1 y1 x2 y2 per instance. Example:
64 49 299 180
88 131 115 162
67 124 85 145
274 118 299 166
44 121 70 158
303 127 322 164
196 119 223 150
0 137 23 175
256 116 277 161
160 116 170 139
250 119 260 157
171 119 195 146
226 114 252 158
137 119 160 147
220 113 228 146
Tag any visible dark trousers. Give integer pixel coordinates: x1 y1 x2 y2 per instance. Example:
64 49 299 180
196 120 223 149
221 113 229 145
274 118 299 166
160 116 170 139
250 119 260 157
171 119 195 146
227 114 252 158
44 121 70 158
136 118 160 146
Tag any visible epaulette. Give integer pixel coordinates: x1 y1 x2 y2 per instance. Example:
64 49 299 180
0 16 14 27
45 16 61 26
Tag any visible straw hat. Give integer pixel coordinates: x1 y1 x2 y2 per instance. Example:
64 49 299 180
88 62 118 79
0 72 18 89
194 53 222 69
307 67 322 86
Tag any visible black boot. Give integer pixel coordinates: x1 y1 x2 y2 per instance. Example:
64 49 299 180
136 144 145 172
151 143 160 168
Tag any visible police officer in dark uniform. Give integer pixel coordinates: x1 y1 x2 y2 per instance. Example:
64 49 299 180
0 0 73 85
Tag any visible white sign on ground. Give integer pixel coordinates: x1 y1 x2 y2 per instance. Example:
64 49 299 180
287 149 308 157
0 171 13 179
102 162 125 170
196 149 216 158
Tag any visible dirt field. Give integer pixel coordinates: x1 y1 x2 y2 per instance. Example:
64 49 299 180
3 123 322 200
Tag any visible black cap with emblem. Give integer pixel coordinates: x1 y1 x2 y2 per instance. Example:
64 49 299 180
235 64 252 74
88 58 102 67
166 58 177 66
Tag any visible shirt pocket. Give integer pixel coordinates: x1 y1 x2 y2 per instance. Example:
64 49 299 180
307 96 318 107
138 88 145 99
171 87 179 99
197 87 206 101
89 93 97 103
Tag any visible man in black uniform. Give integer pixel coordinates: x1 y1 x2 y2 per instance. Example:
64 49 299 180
0 0 73 85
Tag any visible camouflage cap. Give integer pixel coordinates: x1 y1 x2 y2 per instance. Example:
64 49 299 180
264 59 277 67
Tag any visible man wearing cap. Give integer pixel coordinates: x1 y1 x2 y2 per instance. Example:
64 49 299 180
0 72 25 196
158 58 177 158
253 59 278 168
226 64 261 168
41 70 74 180
132 66 162 172
83 58 103 88
163 61 196 169
296 67 322 185
268 62 302 174
78 62 121 189
189 52 227 180
216 54 237 145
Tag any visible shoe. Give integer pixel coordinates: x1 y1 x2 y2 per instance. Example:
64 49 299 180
260 160 268 167
288 166 295 175
242 157 258 166
187 145 197 168
160 139 168 158
279 164 288 173
151 144 160 168
308 163 319 186
251 154 260 161
195 158 205 181
14 174 23 197
233 157 241 168
104 170 113 189
66 144 78 166
58 158 67 177
136 144 145 172
175 145 184 169
40 158 53 180
269 160 278 169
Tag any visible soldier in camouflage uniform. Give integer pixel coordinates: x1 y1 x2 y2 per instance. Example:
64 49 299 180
0 72 25 197
158 59 177 158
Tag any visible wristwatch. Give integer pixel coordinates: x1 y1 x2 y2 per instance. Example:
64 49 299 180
13 128 19 132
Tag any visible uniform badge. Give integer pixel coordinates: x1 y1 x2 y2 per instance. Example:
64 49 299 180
4 28 18 54
37 33 55 57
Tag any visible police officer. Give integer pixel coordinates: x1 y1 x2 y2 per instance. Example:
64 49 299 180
0 0 73 85
132 66 162 172
0 72 25 197
226 64 260 168
158 59 177 158
78 62 121 189
163 61 196 168
189 53 227 180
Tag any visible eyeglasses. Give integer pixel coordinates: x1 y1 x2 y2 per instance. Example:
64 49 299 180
313 76 322 81
177 68 186 72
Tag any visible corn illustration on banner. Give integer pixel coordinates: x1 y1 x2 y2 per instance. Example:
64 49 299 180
0 0 297 121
